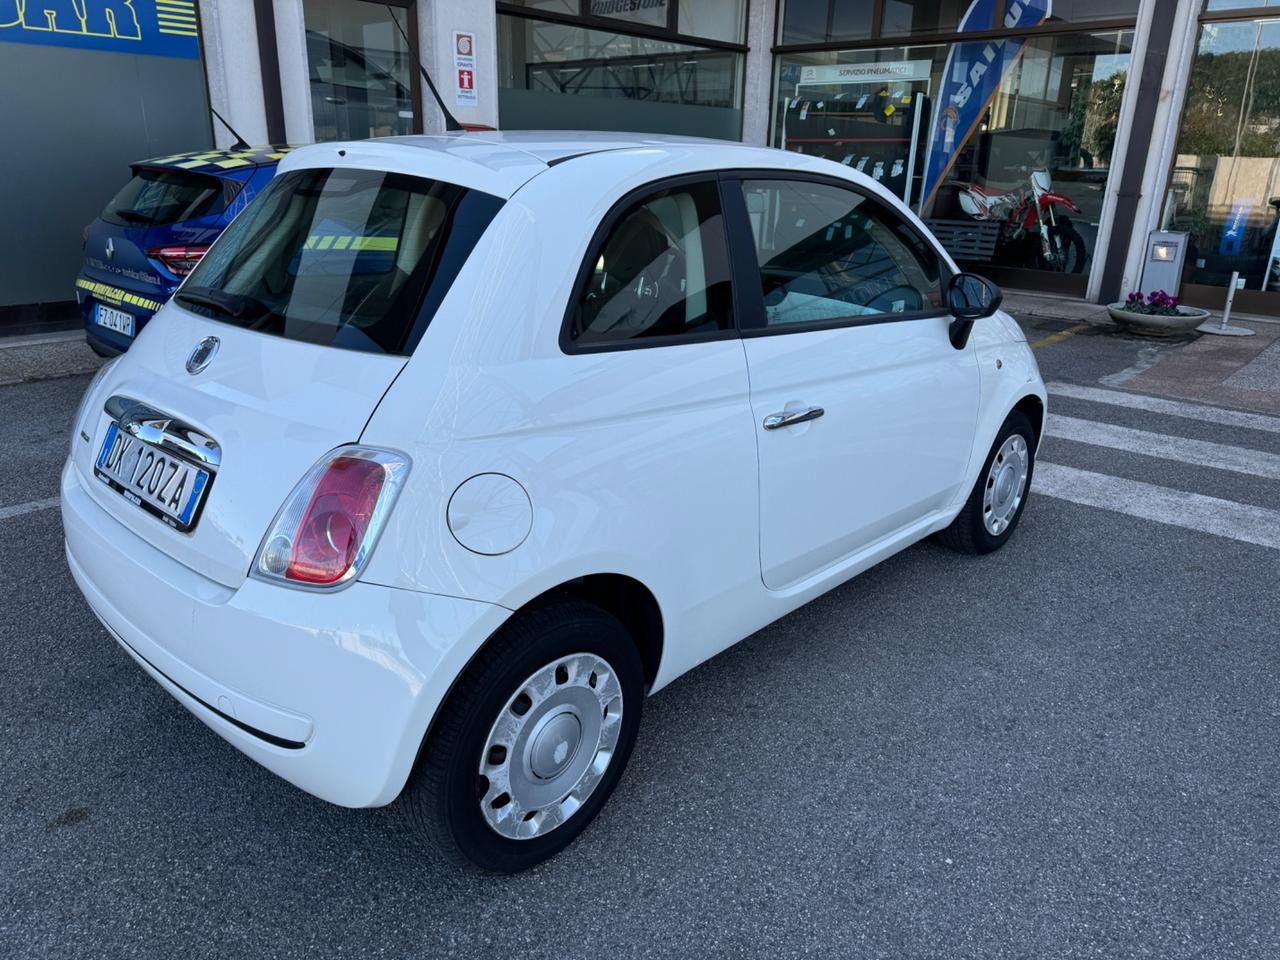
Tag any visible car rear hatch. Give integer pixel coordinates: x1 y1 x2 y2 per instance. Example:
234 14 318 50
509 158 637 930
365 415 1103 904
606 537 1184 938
73 160 505 589
75 311 405 587
82 163 237 293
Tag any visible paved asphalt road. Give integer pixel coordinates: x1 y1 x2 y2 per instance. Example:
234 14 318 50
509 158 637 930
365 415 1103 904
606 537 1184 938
3 319 1279 959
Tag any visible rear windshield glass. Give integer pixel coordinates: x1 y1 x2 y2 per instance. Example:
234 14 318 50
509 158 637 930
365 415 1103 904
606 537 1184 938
101 168 223 227
178 167 503 356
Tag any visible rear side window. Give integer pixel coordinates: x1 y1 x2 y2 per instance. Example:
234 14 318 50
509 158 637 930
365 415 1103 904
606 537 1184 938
568 180 733 348
178 168 504 357
738 179 943 329
101 168 222 227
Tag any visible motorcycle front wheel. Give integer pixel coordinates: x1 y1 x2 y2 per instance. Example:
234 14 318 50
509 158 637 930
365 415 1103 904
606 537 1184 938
1041 219 1087 273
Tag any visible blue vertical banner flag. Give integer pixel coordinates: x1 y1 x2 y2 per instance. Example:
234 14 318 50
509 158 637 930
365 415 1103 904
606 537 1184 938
1217 199 1253 256
920 0 1051 213
0 1 200 59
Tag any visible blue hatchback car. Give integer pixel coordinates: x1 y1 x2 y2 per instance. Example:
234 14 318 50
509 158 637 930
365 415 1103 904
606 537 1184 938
78 146 291 356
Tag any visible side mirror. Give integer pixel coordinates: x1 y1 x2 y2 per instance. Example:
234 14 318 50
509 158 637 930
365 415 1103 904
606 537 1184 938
946 273 1003 349
948 272 1003 319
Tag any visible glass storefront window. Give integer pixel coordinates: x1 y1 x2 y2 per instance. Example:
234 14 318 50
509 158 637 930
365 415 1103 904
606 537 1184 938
1163 18 1280 294
1044 1 1140 22
497 14 744 139
501 0 580 14
779 0 1134 44
1205 1 1280 9
588 0 668 29
779 0 873 45
678 0 746 44
303 0 416 142
773 31 1131 282
881 0 981 38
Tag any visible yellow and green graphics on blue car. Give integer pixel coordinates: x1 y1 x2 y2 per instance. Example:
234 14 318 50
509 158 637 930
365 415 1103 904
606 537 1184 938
76 278 165 314
141 146 295 174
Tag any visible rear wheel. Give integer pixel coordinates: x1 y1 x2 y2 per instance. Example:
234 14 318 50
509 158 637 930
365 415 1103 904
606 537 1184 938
402 599 644 873
937 410 1036 555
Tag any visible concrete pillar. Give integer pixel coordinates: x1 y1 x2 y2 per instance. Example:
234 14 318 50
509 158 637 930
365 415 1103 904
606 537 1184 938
418 0 499 132
741 0 777 145
1115 1 1201 300
199 0 269 148
273 1 315 145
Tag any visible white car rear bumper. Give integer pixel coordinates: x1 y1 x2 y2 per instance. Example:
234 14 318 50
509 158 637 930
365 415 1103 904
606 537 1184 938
61 459 508 808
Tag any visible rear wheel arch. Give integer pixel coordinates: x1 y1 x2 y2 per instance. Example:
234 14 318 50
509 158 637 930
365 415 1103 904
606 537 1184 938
519 573 664 692
402 573 664 800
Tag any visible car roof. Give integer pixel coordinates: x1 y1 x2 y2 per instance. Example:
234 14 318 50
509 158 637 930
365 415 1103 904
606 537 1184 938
277 131 828 199
134 145 296 175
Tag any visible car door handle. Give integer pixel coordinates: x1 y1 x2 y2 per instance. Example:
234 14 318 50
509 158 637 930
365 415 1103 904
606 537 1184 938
763 406 825 430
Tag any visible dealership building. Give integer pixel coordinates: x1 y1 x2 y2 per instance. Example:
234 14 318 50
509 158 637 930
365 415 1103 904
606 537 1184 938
2 0 1278 330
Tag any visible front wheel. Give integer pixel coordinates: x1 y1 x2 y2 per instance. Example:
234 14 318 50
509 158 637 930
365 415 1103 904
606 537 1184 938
937 410 1036 555
1042 220 1087 273
402 599 645 873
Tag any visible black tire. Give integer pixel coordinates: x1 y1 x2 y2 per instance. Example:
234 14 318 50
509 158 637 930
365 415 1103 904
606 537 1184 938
936 410 1036 555
87 339 116 359
402 599 645 873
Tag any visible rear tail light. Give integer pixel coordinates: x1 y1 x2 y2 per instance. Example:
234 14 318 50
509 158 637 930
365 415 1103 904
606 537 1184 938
252 447 410 590
147 244 210 276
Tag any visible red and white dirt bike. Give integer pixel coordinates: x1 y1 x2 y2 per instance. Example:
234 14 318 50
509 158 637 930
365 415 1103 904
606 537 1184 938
957 168 1087 273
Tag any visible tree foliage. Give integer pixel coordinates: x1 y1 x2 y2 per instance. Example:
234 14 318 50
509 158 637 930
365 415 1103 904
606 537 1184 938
1176 49 1280 158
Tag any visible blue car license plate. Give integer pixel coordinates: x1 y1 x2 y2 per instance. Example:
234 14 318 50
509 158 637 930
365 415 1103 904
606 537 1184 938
94 303 135 337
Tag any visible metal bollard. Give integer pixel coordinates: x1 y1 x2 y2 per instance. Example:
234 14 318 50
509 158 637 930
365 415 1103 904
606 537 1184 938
1220 271 1238 330
1197 270 1255 337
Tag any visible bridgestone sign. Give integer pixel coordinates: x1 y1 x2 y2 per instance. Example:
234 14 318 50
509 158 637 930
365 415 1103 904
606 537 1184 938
590 0 666 15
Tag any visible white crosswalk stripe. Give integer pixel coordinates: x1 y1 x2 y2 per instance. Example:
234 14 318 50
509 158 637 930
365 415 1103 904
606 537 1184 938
1045 415 1280 481
1032 463 1280 551
1033 383 1280 550
1048 382 1280 435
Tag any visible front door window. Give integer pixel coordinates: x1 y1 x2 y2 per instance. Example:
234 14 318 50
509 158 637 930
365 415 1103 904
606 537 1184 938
738 178 944 328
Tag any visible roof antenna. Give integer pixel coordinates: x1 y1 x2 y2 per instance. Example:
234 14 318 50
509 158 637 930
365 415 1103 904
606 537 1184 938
210 106 251 151
386 3 464 132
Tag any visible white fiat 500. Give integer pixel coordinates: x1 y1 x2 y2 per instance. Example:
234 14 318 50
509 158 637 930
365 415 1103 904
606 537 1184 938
64 132 1045 872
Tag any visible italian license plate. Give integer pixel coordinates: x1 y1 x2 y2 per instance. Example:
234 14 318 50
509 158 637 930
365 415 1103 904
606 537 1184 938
94 303 135 337
94 422 211 532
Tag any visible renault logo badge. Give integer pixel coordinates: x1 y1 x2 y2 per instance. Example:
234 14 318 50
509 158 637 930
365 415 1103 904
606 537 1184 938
105 237 115 261
186 336 219 375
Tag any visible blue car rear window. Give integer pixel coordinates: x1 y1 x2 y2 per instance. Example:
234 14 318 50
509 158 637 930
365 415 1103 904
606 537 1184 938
101 168 224 228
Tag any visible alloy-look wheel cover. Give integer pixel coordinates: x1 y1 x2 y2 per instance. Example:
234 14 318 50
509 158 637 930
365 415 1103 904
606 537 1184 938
478 653 623 840
983 433 1030 536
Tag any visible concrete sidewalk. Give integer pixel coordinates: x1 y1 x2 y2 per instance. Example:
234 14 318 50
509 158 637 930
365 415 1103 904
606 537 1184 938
1001 289 1278 328
0 330 103 387
1005 290 1280 413
1000 290 1114 324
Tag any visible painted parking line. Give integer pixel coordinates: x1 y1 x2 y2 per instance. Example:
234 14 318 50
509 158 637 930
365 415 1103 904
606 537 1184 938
0 497 60 521
1046 415 1280 481
1033 462 1280 551
1048 382 1280 435
1029 323 1090 350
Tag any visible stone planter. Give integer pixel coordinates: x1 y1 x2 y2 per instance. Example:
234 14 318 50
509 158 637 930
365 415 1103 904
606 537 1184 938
1106 303 1211 336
